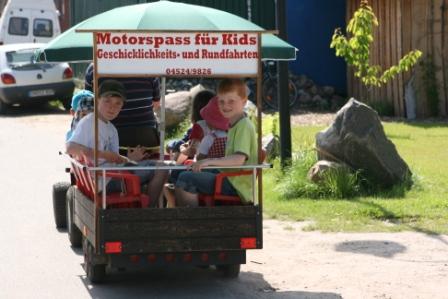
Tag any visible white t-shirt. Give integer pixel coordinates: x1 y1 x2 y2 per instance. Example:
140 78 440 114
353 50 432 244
68 113 119 164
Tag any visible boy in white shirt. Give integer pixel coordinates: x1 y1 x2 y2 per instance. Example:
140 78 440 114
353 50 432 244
66 80 167 205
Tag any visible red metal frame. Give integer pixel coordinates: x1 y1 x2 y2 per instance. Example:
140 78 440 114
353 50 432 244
198 150 266 206
70 157 150 208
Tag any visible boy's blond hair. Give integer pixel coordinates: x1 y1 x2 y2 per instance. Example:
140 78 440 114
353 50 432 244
217 79 247 99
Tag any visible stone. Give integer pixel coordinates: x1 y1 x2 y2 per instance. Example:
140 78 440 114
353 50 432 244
295 74 309 89
262 134 280 160
307 85 318 96
297 91 312 105
156 91 192 128
315 98 411 187
307 160 345 183
322 86 335 97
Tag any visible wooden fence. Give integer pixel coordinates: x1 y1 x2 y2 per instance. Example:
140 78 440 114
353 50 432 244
347 0 448 117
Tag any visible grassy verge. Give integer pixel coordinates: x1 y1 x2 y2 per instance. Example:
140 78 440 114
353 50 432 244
263 120 448 233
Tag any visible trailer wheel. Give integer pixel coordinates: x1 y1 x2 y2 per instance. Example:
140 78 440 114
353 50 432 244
61 97 71 111
52 182 70 228
217 264 241 278
84 239 106 283
0 98 12 114
67 186 82 247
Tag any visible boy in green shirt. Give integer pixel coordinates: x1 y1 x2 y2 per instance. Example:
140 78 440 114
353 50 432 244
175 79 257 206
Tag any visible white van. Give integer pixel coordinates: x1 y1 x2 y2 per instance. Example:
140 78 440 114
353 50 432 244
0 0 61 45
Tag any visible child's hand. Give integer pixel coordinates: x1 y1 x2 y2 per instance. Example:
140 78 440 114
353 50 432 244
102 151 128 164
180 142 197 158
127 145 147 162
190 159 210 172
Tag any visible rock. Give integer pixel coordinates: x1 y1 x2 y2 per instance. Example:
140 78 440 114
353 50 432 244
307 85 318 96
244 100 258 125
189 84 205 99
155 84 208 128
295 74 309 89
312 95 329 110
156 91 192 128
316 98 411 187
307 160 345 183
297 91 312 105
322 86 335 97
262 134 279 160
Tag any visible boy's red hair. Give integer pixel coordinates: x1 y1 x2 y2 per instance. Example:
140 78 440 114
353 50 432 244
217 79 247 99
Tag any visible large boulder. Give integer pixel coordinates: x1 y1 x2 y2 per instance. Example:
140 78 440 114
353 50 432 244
316 98 411 187
159 91 192 128
155 85 206 128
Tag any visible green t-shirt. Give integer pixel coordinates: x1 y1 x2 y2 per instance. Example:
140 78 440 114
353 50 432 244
224 116 258 204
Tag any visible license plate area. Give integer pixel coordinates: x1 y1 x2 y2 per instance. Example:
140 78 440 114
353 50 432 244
28 89 55 97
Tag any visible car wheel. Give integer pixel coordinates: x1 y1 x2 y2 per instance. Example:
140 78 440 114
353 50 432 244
0 99 10 114
84 238 106 283
62 98 71 111
52 182 70 228
67 186 82 247
216 264 241 278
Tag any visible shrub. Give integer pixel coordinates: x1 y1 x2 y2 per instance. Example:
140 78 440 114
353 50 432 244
275 148 415 199
275 149 361 199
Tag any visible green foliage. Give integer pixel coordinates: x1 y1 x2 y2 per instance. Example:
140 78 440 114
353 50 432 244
321 167 361 198
275 149 362 199
330 0 422 87
165 117 192 140
271 115 279 137
263 122 448 233
420 55 440 116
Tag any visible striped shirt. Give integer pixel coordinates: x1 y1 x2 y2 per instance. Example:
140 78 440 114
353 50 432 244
84 63 160 128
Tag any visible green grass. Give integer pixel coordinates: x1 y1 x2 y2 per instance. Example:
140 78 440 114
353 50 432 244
263 121 448 233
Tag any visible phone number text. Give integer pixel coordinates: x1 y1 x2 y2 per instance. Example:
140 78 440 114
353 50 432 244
165 68 212 76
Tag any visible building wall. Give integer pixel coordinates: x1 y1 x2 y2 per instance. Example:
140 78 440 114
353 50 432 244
347 0 448 117
286 0 347 94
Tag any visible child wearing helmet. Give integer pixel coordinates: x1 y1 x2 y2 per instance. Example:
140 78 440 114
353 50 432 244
65 90 94 141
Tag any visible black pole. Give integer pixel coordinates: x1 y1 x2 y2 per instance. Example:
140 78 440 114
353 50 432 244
276 0 292 167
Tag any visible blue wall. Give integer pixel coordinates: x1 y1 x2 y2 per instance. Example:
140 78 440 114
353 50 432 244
287 0 347 94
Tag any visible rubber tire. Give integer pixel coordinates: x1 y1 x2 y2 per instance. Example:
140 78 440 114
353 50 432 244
84 239 106 283
67 186 82 248
262 78 298 110
0 99 10 114
61 97 71 111
52 182 70 228
217 264 241 278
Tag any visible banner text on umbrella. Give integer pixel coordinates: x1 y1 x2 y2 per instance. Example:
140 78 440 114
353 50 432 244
95 32 259 77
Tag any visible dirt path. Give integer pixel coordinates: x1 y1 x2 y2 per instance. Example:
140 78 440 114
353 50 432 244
1 107 447 299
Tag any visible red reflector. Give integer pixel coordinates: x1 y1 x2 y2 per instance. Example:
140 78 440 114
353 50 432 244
165 254 175 263
105 241 122 253
147 254 157 263
63 67 73 79
130 255 140 263
183 253 192 263
1 73 16 84
240 237 257 249
201 253 209 262
218 252 227 261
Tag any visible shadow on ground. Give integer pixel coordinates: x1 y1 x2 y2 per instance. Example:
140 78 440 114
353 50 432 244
0 103 66 118
334 240 406 258
81 267 342 299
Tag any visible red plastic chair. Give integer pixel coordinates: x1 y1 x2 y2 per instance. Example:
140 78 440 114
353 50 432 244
198 150 266 207
70 156 150 208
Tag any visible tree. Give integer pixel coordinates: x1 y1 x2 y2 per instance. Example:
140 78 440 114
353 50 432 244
330 0 422 87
